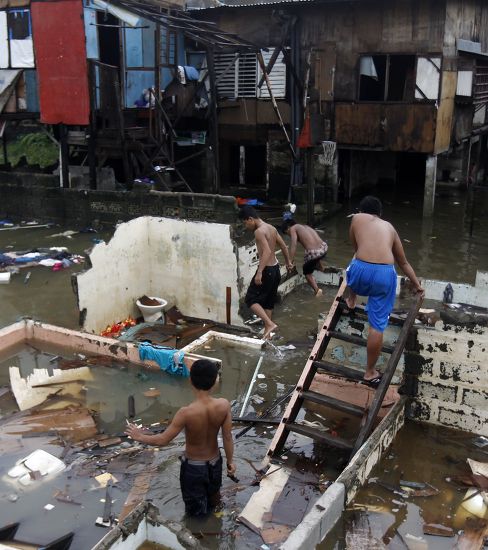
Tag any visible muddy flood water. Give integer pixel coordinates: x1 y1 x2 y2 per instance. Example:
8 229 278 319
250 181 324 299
1 184 488 548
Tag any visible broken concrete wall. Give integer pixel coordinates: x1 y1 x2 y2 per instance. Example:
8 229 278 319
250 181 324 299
77 217 249 333
405 322 488 436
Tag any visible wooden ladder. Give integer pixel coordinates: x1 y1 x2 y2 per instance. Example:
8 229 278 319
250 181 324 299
263 278 424 465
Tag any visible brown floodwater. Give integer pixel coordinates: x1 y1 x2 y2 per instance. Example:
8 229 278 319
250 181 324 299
1 184 487 548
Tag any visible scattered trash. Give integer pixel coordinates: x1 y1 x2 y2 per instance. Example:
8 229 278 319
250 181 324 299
399 480 426 490
473 436 488 448
257 374 266 379
7 493 18 502
0 272 11 284
277 344 297 351
143 388 161 398
7 449 66 486
100 317 136 338
95 473 118 488
49 230 78 238
423 523 454 537
44 503 55 510
9 365 93 410
443 283 454 304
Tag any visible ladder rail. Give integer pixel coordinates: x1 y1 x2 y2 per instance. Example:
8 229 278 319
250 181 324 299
262 278 347 466
350 291 424 456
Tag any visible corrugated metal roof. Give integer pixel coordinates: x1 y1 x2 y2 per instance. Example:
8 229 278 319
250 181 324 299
187 0 358 10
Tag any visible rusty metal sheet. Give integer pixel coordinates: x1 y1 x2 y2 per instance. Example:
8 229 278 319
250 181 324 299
31 0 90 125
335 102 436 153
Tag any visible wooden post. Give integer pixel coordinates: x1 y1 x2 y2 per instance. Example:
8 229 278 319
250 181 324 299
59 123 69 189
306 149 314 226
257 51 296 160
88 61 97 190
2 130 7 166
226 286 231 324
206 47 221 193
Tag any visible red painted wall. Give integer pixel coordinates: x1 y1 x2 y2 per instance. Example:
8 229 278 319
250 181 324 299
31 0 90 125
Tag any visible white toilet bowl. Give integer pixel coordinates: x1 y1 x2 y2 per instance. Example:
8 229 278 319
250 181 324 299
136 297 168 323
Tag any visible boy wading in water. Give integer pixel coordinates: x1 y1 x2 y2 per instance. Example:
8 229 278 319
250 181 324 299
281 218 328 297
239 205 293 339
125 359 236 516
345 196 423 387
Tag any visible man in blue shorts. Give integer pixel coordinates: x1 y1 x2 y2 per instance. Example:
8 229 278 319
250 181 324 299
345 196 423 386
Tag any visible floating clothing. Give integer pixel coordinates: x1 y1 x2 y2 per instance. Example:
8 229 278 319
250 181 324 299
345 258 397 332
245 263 281 310
303 241 328 275
180 453 222 516
138 342 189 377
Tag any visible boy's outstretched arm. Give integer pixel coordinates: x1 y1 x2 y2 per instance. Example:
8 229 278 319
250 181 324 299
126 408 185 446
221 401 236 475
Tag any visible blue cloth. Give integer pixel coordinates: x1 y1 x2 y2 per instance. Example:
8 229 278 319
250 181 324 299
138 342 189 377
346 258 397 332
184 66 200 81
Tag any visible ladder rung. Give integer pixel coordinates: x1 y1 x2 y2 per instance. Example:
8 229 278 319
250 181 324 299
328 330 395 354
300 390 365 417
313 360 365 382
285 422 354 451
337 301 406 326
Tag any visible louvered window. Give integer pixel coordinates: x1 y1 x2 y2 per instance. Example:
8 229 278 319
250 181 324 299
214 48 286 100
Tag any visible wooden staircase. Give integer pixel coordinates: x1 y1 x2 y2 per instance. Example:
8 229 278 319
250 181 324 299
263 278 424 465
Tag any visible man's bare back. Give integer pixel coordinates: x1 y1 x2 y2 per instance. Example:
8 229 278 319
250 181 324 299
254 222 279 267
350 213 396 264
290 223 324 251
182 396 230 460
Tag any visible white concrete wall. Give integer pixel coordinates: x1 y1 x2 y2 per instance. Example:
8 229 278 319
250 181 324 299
409 322 488 436
77 218 151 333
77 217 249 333
147 217 241 326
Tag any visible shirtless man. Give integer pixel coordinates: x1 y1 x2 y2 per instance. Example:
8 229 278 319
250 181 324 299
281 218 328 297
125 359 235 516
345 196 423 386
239 205 293 339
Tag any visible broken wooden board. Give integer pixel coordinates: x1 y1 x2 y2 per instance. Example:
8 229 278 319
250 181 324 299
9 365 92 411
0 405 98 442
310 373 400 419
455 517 488 550
118 449 158 521
423 523 454 537
238 466 291 532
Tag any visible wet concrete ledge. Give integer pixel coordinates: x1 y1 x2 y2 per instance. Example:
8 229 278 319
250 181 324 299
281 397 407 549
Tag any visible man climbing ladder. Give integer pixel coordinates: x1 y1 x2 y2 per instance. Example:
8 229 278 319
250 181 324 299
345 196 424 386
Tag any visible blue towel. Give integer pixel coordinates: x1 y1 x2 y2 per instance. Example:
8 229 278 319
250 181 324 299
138 342 189 377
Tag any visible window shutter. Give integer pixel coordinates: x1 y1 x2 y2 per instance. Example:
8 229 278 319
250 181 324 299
258 48 286 98
214 52 238 98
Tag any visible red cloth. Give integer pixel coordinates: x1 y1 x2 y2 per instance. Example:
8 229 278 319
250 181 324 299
297 115 312 149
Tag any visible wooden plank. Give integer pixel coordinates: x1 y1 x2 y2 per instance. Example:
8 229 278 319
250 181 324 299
286 422 353 451
300 390 365 417
328 330 395 354
313 359 365 381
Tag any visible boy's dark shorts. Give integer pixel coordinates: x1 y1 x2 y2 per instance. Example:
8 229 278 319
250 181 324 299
180 454 222 516
303 253 327 275
245 264 281 310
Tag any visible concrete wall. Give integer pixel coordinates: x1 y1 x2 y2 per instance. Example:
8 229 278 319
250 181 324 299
406 321 488 436
77 217 245 333
0 178 238 226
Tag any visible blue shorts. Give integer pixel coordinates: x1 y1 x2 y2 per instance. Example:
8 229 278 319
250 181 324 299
346 258 397 332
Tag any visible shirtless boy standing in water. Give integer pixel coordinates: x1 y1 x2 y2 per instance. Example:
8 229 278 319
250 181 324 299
125 359 235 516
345 196 423 386
239 205 293 339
